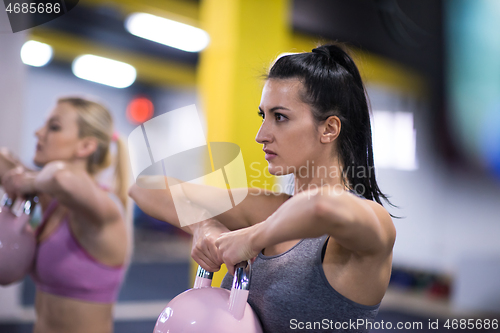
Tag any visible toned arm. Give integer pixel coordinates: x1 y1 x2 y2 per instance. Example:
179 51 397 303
216 189 396 272
35 161 122 227
128 175 291 232
254 190 395 255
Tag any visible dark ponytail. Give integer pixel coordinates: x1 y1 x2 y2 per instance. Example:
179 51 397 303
268 43 399 217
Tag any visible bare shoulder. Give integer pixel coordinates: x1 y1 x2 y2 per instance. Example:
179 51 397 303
68 184 123 228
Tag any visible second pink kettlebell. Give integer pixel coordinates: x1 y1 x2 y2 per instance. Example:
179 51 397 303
154 262 263 333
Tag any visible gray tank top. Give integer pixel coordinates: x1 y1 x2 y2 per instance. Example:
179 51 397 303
220 234 381 332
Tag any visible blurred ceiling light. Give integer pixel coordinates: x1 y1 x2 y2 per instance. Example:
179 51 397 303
20 40 53 67
371 111 418 170
125 13 210 52
72 55 136 88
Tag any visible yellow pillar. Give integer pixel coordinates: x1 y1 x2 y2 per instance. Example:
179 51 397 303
194 0 292 287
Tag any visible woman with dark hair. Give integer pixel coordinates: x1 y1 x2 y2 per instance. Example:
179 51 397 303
130 44 396 333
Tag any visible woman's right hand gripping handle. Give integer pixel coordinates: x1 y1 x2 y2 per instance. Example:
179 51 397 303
0 148 24 182
189 218 230 273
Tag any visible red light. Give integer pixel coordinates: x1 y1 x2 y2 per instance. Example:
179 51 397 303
127 97 154 124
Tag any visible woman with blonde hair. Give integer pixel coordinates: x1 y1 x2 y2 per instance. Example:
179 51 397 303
0 96 131 333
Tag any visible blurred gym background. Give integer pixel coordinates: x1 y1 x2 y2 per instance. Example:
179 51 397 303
1 0 499 332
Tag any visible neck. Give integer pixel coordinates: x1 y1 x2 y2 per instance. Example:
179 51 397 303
293 156 348 195
64 158 91 175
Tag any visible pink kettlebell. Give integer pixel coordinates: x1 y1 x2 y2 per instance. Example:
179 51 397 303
0 194 37 286
154 262 263 333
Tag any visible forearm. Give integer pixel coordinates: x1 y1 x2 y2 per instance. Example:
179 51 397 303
2 161 97 216
135 175 226 212
130 181 227 238
251 191 346 251
251 191 320 250
131 175 258 231
252 189 390 255
33 161 66 196
131 177 230 238
188 218 228 237
129 187 225 238
133 175 215 223
35 162 129 225
128 182 181 227
214 200 325 275
166 176 241 217
214 190 387 273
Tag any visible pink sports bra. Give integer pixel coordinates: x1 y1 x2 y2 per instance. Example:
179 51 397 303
31 195 127 303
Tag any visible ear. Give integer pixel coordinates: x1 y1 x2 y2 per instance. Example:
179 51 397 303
319 116 341 143
75 137 99 159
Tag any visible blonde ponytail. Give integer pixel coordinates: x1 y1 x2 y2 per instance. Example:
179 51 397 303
112 135 130 209
56 96 133 258
111 134 133 258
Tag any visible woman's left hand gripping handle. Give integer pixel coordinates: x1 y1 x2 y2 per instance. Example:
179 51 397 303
215 223 263 275
190 219 230 273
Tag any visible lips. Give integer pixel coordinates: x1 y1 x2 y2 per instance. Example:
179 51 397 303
263 148 276 155
36 143 42 151
263 148 277 161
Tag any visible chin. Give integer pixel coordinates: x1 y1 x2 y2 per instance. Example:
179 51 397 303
33 156 47 168
267 164 284 176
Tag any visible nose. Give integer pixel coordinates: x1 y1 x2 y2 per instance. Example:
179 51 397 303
35 126 44 140
255 120 273 144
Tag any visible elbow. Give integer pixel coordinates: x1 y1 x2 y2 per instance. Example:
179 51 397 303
128 183 137 200
128 183 149 212
128 183 143 207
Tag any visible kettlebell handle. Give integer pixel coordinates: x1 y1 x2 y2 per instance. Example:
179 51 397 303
1 194 38 217
193 265 214 289
228 261 252 320
232 261 251 291
193 261 251 290
19 196 38 217
191 262 253 321
1 193 14 209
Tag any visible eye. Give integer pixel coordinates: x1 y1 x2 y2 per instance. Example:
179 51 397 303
49 123 61 131
275 113 287 122
257 111 265 121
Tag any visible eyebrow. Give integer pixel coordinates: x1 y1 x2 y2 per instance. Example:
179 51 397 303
48 116 61 122
258 106 291 113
